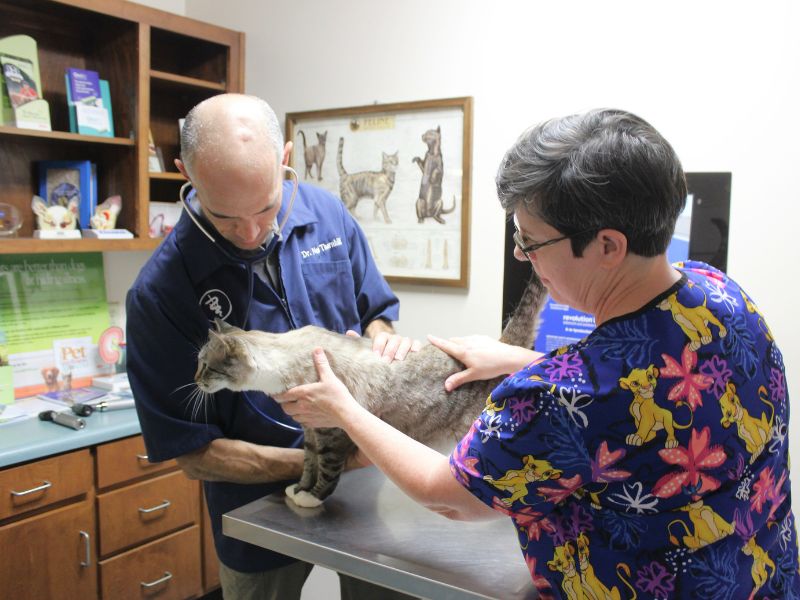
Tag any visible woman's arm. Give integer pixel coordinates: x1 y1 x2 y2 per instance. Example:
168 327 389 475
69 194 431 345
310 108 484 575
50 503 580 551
427 334 543 391
276 348 499 521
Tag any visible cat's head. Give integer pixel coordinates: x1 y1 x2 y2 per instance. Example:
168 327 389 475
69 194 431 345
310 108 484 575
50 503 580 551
316 131 327 144
195 319 258 393
382 151 399 172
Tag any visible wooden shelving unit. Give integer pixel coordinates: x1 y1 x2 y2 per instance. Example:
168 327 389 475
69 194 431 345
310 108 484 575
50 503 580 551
0 0 244 254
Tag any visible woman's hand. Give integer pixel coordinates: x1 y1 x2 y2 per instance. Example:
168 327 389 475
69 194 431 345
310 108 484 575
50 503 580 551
274 348 359 429
427 334 543 391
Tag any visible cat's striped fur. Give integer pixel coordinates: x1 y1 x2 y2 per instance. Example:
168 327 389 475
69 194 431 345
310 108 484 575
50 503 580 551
195 274 546 507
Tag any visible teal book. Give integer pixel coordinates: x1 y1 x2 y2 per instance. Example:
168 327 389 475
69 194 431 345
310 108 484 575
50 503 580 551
65 68 113 137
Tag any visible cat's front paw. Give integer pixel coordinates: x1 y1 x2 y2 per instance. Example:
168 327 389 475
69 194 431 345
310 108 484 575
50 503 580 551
285 484 324 509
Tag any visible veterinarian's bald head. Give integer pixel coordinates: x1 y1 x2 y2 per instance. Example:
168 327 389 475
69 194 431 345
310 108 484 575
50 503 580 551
178 94 285 180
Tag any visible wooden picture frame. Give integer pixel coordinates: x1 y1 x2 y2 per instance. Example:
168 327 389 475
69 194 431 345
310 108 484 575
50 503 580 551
286 97 472 287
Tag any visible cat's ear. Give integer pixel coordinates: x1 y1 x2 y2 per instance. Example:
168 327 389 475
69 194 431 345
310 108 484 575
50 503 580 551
437 125 441 133
212 318 237 334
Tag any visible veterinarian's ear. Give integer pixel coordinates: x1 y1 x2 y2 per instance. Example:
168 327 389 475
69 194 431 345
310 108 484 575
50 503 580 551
282 141 293 167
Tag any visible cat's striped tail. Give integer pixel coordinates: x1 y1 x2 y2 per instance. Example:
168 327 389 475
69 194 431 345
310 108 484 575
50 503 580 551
499 272 547 349
336 137 347 177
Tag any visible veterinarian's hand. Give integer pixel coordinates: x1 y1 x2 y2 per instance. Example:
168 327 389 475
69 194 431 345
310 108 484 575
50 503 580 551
275 348 358 429
427 334 544 391
346 329 422 363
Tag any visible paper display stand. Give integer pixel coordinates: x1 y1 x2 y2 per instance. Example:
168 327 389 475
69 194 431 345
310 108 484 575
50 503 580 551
0 34 51 130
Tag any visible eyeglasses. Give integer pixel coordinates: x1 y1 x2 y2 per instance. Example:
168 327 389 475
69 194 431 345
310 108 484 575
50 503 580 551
512 216 593 259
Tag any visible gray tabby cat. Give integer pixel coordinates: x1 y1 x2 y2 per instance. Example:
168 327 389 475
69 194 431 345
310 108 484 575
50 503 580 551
337 137 398 224
297 130 327 180
194 274 546 508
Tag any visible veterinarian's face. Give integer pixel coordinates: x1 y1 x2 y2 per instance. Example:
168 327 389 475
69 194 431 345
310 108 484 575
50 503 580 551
192 143 292 251
513 208 596 311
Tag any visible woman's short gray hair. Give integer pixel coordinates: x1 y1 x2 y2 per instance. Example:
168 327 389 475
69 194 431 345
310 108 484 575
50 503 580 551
496 109 687 257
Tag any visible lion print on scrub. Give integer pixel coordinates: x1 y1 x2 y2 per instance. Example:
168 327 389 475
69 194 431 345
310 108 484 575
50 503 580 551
336 137 398 224
618 365 692 448
193 274 547 508
718 382 774 464
482 454 562 507
575 532 636 600
657 290 727 351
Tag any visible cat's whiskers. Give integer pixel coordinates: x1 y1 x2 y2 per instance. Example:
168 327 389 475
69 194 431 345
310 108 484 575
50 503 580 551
176 382 214 423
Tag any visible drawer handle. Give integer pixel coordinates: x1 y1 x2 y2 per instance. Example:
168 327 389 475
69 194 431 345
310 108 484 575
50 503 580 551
79 530 92 568
140 571 172 589
10 480 52 497
136 453 149 461
138 499 171 514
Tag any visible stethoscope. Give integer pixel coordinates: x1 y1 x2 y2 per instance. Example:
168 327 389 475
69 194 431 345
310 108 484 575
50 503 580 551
180 166 304 435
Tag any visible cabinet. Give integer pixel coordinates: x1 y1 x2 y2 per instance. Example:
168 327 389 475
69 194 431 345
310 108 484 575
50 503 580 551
0 434 216 600
0 0 244 254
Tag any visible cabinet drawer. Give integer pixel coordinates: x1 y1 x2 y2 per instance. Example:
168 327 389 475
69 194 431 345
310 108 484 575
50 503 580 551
97 470 198 557
0 498 97 600
0 449 92 521
99 525 202 600
96 434 177 489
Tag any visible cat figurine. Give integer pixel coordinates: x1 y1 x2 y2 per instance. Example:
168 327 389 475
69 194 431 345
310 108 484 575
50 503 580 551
336 137 398 224
90 195 122 230
31 195 78 231
194 273 546 508
297 130 327 180
412 126 456 224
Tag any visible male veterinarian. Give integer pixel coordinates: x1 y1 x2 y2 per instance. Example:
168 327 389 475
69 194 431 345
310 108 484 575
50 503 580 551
126 94 417 600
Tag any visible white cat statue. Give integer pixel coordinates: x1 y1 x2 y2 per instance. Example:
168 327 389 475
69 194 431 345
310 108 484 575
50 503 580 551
31 195 78 231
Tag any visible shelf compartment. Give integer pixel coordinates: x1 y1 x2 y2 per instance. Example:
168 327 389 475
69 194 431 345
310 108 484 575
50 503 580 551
151 28 228 86
0 125 134 146
150 70 226 92
0 237 161 254
0 0 138 139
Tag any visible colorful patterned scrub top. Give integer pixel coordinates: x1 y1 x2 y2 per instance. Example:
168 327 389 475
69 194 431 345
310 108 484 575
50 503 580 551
450 262 798 599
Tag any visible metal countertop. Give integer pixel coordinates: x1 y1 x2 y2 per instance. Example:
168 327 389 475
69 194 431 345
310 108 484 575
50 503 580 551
224 466 538 600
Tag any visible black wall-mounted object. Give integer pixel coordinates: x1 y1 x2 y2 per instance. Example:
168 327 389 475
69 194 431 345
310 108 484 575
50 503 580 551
501 172 732 328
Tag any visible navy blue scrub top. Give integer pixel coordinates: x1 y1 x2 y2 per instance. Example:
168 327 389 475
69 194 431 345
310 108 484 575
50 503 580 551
126 181 399 572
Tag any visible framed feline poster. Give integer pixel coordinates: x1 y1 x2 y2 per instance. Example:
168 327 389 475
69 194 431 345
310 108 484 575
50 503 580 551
286 97 473 287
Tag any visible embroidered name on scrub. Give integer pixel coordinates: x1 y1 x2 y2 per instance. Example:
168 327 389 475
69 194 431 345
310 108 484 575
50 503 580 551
300 237 342 259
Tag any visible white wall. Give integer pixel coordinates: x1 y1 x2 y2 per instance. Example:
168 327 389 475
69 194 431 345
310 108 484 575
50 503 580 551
182 0 800 505
120 0 800 587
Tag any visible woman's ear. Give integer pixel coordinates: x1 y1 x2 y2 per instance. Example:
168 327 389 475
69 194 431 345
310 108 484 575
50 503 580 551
596 229 628 268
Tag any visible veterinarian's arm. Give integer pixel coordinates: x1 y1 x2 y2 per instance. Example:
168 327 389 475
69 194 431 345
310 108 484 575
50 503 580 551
277 349 499 521
427 334 542 391
176 438 304 483
362 318 422 362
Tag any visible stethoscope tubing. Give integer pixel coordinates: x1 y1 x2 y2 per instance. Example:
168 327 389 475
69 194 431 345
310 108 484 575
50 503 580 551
181 166 305 434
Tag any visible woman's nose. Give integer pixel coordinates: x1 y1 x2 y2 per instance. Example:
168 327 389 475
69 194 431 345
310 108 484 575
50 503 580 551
514 246 532 263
